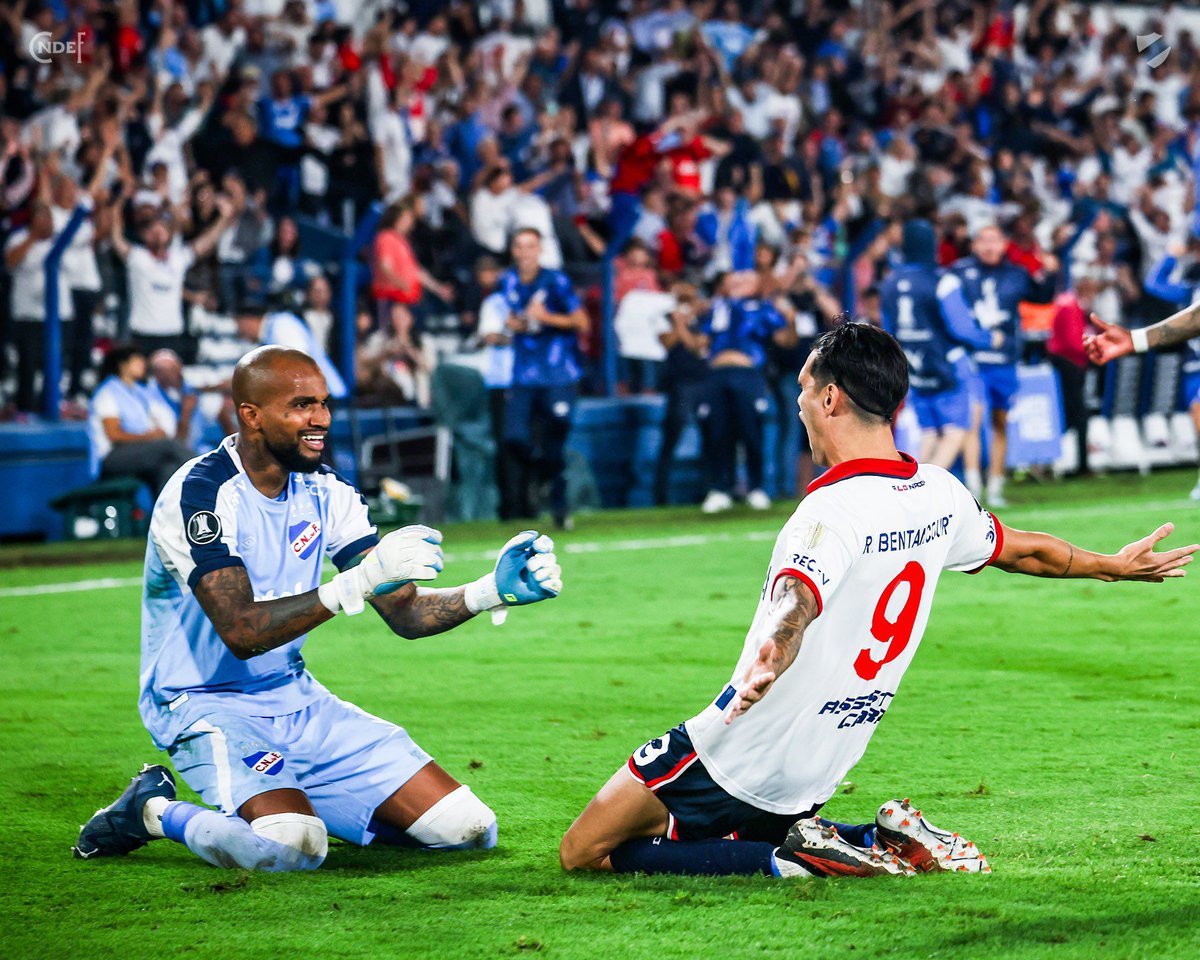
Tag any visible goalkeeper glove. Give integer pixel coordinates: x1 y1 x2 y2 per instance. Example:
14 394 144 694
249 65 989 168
465 530 562 623
319 525 443 616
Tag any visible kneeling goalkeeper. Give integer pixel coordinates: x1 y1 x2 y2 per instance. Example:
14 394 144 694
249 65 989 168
74 346 562 871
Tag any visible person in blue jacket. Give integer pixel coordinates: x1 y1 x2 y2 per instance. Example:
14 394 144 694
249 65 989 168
697 272 797 514
951 223 1055 506
498 228 590 529
881 220 995 470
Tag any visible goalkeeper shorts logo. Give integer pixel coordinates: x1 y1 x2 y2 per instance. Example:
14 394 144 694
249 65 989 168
242 751 286 776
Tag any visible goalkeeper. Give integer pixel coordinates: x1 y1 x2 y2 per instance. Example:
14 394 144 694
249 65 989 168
74 345 562 871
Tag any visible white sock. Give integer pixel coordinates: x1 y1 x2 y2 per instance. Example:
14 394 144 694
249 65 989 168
143 795 169 838
987 474 1005 497
772 848 816 878
965 470 982 497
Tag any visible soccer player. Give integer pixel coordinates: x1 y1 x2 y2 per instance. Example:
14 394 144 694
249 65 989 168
559 323 1195 879
881 220 995 470
74 345 563 872
499 227 590 529
698 272 798 514
952 223 1054 506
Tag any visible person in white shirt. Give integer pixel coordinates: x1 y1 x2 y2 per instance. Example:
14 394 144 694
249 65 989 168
559 323 1196 880
110 188 238 360
5 201 71 412
235 303 348 400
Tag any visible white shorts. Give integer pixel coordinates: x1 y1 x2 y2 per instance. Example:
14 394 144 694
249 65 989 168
168 691 433 845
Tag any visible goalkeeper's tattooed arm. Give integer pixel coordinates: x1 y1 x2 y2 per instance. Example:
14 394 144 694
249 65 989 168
1142 302 1200 351
1084 302 1200 364
993 523 1198 582
368 585 476 639
194 566 334 660
725 576 821 723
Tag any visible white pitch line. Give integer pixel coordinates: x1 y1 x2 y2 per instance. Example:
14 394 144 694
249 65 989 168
0 496 1193 600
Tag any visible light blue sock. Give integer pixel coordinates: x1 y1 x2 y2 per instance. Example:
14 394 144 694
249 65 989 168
161 802 323 872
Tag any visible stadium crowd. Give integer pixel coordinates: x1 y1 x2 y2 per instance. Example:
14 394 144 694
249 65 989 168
3 0 1200 520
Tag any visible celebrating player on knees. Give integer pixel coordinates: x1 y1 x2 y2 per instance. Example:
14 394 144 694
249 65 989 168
74 345 562 872
559 323 1195 880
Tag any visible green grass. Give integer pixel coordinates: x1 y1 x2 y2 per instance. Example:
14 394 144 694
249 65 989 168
3 470 1200 959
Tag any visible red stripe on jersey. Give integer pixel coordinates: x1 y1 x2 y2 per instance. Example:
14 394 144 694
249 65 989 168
806 453 918 495
772 568 824 616
626 756 646 783
966 513 1005 575
645 752 698 790
668 815 679 841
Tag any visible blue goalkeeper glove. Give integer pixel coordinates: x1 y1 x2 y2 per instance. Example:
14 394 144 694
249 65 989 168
465 530 562 624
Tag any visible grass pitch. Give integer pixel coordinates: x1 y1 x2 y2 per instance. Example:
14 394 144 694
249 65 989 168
3 470 1200 960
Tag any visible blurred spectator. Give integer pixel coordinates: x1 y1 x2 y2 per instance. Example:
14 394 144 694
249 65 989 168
697 271 796 514
499 228 589 527
111 186 237 361
146 349 201 453
6 201 69 412
372 197 452 337
1048 277 1100 479
235 303 348 400
88 344 193 494
654 282 709 505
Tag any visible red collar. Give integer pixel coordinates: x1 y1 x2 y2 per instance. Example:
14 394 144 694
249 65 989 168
806 453 918 494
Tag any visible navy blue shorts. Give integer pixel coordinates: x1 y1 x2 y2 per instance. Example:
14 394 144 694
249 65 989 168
626 720 820 844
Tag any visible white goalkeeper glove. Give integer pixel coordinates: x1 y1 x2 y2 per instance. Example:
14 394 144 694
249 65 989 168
464 530 562 625
318 525 443 616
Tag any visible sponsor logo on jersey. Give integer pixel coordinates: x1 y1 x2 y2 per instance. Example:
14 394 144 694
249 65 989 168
242 751 285 776
891 480 926 492
186 511 222 545
287 519 322 560
818 690 896 730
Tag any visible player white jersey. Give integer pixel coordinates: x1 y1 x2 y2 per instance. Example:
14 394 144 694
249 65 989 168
139 435 379 749
685 455 1002 814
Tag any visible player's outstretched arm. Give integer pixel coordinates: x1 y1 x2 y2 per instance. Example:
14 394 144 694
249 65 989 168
992 522 1197 582
195 525 445 658
368 531 562 639
1084 303 1200 365
725 575 820 724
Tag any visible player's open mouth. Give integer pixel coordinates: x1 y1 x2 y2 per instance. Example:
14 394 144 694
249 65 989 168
301 434 326 451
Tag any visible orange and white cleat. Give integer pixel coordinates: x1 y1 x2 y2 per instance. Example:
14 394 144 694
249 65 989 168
874 798 991 874
775 818 916 878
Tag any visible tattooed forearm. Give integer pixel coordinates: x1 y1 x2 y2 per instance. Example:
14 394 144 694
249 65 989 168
370 586 475 639
1148 303 1200 351
194 565 334 659
766 576 821 677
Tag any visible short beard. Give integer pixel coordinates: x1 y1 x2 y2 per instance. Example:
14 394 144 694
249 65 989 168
263 435 322 474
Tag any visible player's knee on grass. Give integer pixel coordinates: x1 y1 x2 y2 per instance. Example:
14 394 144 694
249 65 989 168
406 786 498 851
250 813 328 871
558 828 604 872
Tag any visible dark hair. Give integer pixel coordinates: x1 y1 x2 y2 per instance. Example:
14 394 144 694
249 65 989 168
810 322 908 424
511 226 542 244
99 342 145 383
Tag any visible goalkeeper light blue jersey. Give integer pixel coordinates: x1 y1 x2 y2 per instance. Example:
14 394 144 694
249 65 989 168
138 435 379 750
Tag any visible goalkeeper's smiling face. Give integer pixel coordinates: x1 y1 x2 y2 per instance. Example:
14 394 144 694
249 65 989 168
254 363 333 474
